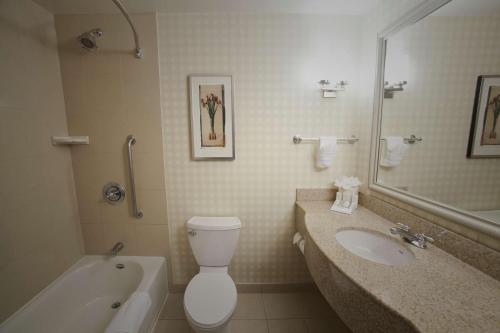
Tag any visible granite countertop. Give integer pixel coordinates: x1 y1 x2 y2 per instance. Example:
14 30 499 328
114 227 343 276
297 201 500 333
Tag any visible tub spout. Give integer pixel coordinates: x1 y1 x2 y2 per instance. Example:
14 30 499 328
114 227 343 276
110 242 124 257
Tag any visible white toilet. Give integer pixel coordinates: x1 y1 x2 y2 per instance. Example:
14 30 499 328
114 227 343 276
184 216 241 333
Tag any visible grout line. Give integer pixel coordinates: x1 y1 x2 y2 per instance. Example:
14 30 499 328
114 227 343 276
265 319 270 333
261 293 270 319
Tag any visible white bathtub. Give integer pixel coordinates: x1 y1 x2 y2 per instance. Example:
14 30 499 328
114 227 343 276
0 256 167 333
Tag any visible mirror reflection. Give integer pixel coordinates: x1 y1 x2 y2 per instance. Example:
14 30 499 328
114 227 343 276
377 0 500 225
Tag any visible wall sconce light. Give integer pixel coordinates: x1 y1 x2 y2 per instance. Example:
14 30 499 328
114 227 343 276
319 80 348 98
384 81 407 98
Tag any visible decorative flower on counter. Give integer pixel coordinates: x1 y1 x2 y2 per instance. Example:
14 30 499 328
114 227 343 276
334 176 362 191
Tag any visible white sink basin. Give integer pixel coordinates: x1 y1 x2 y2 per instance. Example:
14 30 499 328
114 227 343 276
335 229 415 266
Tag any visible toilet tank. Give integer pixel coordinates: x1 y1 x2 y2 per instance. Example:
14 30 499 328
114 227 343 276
186 217 241 267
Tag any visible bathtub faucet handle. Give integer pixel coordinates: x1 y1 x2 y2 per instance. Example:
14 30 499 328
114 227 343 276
110 242 125 257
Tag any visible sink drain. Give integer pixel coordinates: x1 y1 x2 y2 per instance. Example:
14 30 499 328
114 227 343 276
116 263 125 269
111 302 121 309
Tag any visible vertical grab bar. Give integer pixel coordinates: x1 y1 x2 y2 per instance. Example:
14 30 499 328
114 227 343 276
127 135 143 219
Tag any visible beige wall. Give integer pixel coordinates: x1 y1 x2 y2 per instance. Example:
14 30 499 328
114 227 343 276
379 15 500 211
0 0 83 322
55 14 169 259
158 13 364 285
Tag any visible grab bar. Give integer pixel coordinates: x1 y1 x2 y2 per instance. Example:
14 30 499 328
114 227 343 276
127 135 143 219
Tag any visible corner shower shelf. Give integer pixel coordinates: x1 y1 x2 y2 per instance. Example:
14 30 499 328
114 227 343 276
51 136 89 146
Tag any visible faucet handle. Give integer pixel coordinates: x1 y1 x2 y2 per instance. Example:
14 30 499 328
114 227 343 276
395 223 410 231
416 233 434 243
390 223 410 235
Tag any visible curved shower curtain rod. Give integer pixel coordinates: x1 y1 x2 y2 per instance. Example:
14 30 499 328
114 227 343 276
111 0 143 59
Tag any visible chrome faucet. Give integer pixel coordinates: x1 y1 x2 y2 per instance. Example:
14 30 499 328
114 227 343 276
110 242 124 257
390 223 434 249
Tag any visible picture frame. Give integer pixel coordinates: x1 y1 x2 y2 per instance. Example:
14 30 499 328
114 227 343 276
467 75 500 158
188 75 235 160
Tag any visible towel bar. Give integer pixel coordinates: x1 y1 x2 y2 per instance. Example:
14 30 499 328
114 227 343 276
380 135 422 144
292 135 359 144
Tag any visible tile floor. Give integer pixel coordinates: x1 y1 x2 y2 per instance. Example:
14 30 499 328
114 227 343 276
154 292 351 333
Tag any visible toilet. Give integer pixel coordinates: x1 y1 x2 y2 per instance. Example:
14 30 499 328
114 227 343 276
184 216 241 333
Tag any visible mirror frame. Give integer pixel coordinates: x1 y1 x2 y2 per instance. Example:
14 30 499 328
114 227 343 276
368 0 500 240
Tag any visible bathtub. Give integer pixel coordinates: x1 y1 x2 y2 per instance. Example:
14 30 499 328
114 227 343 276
0 256 167 333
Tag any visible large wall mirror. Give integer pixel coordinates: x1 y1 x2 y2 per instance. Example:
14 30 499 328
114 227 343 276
370 0 500 239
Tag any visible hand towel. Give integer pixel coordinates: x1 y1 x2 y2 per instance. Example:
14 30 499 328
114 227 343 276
380 137 408 167
104 292 151 333
316 136 337 168
292 232 303 246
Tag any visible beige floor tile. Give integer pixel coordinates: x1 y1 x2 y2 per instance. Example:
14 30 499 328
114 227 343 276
154 320 192 333
302 292 336 318
233 293 267 319
267 319 308 333
262 293 309 319
305 318 352 333
230 319 268 333
160 293 186 319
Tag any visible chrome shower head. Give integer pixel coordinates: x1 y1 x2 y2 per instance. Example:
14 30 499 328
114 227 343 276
77 28 103 51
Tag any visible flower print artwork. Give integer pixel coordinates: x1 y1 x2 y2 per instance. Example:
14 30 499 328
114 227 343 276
199 85 226 147
467 76 500 158
189 75 234 159
481 86 500 145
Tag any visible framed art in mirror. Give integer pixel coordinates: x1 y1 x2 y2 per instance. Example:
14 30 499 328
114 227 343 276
467 75 500 158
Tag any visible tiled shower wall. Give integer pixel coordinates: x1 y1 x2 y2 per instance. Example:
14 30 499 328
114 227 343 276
55 14 170 260
158 14 364 284
379 15 500 211
0 0 83 322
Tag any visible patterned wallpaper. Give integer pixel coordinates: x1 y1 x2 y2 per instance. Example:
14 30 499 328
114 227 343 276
158 13 364 284
378 15 500 211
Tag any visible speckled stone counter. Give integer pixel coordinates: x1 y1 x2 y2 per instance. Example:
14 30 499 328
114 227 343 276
296 201 500 333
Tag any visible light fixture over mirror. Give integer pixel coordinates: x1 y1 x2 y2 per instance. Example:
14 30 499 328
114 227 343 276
369 0 500 240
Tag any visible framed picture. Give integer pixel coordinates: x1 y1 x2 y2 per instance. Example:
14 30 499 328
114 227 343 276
467 75 500 158
188 75 235 160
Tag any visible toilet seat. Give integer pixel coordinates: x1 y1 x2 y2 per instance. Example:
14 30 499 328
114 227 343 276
184 272 237 330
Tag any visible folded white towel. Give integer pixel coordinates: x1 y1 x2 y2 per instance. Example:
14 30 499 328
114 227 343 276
105 292 152 333
292 232 303 245
316 136 337 168
380 137 408 167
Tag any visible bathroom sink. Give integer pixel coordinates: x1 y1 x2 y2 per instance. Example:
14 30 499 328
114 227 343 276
335 229 414 266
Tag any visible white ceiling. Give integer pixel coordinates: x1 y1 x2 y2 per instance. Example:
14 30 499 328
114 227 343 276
33 0 382 15
432 0 500 16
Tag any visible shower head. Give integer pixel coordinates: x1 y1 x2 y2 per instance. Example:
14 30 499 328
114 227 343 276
77 28 103 51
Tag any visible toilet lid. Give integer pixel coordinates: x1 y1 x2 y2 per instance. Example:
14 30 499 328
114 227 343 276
184 273 237 330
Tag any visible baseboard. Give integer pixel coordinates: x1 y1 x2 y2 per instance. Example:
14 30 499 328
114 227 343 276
169 282 317 293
